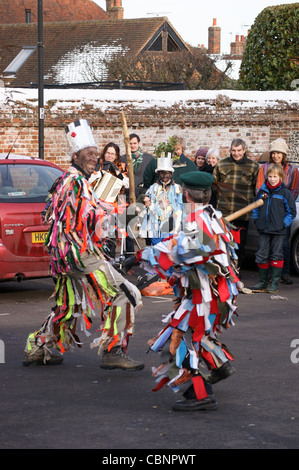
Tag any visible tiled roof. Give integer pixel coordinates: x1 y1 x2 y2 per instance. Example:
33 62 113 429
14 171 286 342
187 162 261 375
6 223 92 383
0 0 108 23
0 18 190 86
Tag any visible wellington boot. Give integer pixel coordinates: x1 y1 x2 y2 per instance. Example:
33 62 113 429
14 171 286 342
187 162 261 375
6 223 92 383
251 268 269 292
100 347 144 371
266 267 282 294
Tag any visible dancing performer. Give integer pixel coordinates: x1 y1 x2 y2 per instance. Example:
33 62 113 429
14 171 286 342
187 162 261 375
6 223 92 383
139 171 238 411
23 120 143 371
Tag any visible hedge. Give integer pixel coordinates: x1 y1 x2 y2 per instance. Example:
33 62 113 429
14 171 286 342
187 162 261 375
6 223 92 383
239 3 299 90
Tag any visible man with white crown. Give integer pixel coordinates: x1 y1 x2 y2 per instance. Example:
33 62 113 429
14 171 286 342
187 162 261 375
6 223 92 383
23 119 144 371
139 153 183 245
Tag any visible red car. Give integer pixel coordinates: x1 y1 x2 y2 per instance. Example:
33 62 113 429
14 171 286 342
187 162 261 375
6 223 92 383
0 155 64 282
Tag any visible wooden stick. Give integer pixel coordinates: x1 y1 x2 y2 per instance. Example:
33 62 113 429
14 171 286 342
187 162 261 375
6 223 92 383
225 198 264 222
120 111 136 204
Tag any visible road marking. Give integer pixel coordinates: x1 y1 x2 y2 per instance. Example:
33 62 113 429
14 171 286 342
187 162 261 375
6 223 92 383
151 297 172 303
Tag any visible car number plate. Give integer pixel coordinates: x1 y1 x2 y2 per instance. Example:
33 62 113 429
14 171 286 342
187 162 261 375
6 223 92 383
31 232 48 243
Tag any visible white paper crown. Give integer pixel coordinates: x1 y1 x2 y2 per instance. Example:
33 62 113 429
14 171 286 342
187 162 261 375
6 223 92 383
65 119 97 154
155 152 174 173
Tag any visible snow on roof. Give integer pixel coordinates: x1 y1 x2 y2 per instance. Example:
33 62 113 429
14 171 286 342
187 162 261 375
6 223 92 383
0 87 298 112
44 40 130 84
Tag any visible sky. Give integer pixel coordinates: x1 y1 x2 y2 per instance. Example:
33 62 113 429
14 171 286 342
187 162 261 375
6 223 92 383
94 0 298 54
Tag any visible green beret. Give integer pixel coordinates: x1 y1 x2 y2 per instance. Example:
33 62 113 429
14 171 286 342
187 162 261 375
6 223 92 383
180 171 214 189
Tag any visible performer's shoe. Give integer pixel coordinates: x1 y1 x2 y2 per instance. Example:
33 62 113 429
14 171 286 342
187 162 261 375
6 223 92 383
206 362 236 385
172 395 217 412
23 350 63 366
100 347 144 371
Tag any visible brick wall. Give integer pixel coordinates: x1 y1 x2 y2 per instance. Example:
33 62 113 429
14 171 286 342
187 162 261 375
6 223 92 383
0 88 298 170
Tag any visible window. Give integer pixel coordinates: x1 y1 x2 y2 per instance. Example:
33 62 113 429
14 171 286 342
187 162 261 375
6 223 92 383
147 32 180 52
3 46 36 76
0 163 62 203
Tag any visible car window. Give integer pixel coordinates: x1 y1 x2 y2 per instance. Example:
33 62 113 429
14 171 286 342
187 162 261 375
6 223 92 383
0 163 62 203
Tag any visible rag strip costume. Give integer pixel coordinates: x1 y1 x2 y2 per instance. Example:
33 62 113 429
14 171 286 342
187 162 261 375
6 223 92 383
139 191 239 404
24 120 142 364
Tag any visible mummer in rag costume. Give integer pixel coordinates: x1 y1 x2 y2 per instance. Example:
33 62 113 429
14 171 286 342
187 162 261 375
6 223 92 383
139 171 239 411
23 119 143 371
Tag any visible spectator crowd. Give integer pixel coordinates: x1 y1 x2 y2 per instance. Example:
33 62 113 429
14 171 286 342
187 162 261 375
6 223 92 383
101 133 297 289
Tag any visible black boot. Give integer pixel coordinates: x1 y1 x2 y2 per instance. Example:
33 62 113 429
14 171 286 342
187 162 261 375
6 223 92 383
172 395 217 412
281 274 293 285
206 361 236 385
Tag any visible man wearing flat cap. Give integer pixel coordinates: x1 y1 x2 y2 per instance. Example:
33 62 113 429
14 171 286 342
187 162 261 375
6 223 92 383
139 171 240 411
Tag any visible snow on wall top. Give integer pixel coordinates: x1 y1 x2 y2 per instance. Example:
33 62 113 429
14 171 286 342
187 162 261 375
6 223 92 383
0 87 298 113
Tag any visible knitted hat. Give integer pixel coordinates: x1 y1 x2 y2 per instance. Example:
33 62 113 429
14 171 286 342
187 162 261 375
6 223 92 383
195 148 208 158
181 171 214 189
65 119 97 154
269 138 288 155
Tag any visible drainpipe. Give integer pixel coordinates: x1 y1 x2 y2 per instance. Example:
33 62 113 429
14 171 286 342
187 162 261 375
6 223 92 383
38 0 44 159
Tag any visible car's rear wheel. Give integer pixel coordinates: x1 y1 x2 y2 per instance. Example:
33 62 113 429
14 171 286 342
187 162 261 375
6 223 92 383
291 232 299 274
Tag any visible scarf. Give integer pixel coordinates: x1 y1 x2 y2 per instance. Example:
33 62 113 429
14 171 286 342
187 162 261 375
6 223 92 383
132 147 143 173
266 180 281 191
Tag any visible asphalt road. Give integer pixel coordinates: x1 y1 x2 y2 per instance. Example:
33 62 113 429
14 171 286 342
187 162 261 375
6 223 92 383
0 267 299 452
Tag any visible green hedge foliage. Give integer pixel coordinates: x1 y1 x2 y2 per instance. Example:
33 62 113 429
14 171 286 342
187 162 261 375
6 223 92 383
239 3 299 90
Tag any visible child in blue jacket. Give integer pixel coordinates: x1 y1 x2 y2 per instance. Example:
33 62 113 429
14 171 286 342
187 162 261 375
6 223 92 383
252 164 296 293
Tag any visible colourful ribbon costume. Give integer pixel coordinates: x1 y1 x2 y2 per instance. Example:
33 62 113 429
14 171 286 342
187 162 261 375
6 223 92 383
24 165 142 364
139 199 239 407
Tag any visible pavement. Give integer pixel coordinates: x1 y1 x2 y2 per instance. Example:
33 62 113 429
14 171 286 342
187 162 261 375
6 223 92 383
0 267 299 452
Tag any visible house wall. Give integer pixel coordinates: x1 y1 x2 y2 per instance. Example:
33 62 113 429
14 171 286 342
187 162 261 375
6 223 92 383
0 89 298 169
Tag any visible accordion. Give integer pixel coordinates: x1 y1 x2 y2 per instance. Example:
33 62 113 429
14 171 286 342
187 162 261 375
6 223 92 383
91 171 124 203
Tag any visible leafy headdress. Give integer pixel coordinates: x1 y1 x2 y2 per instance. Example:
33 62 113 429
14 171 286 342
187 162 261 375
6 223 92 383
154 137 180 164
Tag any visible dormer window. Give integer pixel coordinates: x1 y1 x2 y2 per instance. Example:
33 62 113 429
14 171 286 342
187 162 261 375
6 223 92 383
148 32 180 52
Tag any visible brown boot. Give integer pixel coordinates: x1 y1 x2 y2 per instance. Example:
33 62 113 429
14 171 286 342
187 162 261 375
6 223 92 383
23 348 63 366
100 347 144 371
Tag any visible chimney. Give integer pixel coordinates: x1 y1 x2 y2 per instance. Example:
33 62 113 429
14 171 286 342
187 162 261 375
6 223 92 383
106 0 124 19
230 34 246 57
25 8 32 23
208 18 221 55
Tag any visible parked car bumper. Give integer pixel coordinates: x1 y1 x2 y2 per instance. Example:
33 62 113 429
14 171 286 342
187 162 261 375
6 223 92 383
0 243 50 281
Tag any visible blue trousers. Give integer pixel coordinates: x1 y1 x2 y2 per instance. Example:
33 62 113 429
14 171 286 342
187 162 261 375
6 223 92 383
255 232 285 265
